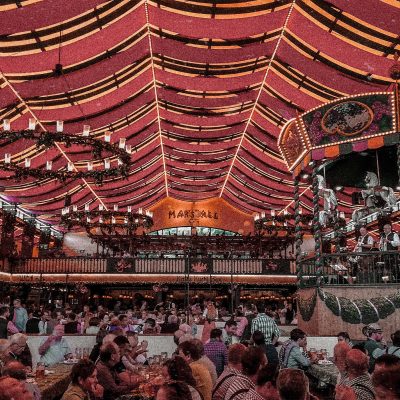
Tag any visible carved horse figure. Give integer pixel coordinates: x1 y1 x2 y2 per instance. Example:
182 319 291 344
317 175 338 227
352 171 397 224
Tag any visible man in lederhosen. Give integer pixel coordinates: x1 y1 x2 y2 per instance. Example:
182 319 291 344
379 224 400 281
353 226 375 282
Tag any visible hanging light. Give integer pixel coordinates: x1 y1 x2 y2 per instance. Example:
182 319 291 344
56 120 64 132
4 154 11 164
28 118 37 130
3 119 10 131
82 125 90 137
46 161 52 170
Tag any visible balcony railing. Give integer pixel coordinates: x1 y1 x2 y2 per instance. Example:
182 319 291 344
298 250 400 286
6 256 294 276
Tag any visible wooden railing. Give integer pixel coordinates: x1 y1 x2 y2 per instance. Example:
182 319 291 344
298 250 400 286
6 256 294 275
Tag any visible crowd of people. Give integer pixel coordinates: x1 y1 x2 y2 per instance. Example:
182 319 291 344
0 298 398 400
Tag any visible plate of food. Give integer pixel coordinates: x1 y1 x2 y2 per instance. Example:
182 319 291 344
63 359 79 364
317 359 333 365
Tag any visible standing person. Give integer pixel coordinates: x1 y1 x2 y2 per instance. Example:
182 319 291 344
373 330 400 359
379 224 400 251
379 224 400 280
12 300 28 333
25 312 41 334
203 329 227 377
251 302 280 346
237 304 255 345
0 306 10 339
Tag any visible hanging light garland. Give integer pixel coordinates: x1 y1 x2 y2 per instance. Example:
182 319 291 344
254 209 313 233
0 119 131 185
60 204 154 233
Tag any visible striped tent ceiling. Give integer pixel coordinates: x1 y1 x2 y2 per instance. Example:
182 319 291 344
0 0 398 228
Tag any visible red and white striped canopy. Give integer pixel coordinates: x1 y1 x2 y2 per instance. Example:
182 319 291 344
0 0 398 227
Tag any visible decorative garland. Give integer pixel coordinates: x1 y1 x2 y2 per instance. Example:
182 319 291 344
319 289 400 324
298 289 317 321
0 129 131 185
61 209 154 232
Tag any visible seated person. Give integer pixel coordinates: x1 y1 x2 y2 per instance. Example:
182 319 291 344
2 361 40 400
143 318 159 334
61 359 103 400
4 333 32 368
95 342 138 400
160 315 180 334
0 377 34 400
38 324 72 366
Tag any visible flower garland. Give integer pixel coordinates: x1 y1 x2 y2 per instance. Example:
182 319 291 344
298 289 317 321
319 289 400 324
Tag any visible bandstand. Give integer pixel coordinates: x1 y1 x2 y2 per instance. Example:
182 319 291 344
278 81 400 339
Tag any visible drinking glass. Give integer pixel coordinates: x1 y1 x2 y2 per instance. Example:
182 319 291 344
35 362 45 378
321 348 327 360
309 347 317 359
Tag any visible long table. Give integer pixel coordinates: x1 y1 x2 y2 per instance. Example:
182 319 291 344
35 363 73 400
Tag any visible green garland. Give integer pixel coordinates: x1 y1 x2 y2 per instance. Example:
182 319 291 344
298 289 317 321
319 289 400 324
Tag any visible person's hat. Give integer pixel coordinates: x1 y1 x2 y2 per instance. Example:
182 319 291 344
362 323 382 336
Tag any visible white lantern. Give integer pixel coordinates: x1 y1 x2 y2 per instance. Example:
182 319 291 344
86 216 91 223
67 162 74 172
112 216 116 224
138 208 143 215
119 138 126 149
4 154 11 164
85 204 90 212
72 205 78 212
113 205 118 212
28 118 36 130
271 210 276 217
125 144 132 154
127 206 132 213
46 161 52 170
3 119 10 131
56 120 64 132
87 162 93 171
99 204 104 211
25 158 31 168
104 158 110 169
82 125 90 136
104 131 111 142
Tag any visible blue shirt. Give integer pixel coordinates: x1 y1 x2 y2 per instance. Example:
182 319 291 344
40 337 71 366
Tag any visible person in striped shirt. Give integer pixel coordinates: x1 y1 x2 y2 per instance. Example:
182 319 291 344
251 303 280 346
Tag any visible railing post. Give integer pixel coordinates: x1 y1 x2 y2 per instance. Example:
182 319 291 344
311 163 324 285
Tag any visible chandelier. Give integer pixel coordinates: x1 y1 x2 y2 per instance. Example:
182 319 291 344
254 209 313 233
0 119 131 185
60 204 154 234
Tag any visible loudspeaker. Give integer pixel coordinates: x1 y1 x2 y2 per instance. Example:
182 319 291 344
64 195 71 207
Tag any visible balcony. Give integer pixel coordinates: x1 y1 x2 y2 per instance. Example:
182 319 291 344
298 250 400 286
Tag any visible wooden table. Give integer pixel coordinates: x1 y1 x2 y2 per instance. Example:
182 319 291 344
308 363 339 387
35 363 73 400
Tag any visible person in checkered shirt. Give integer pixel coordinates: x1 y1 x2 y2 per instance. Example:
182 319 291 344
251 303 280 345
